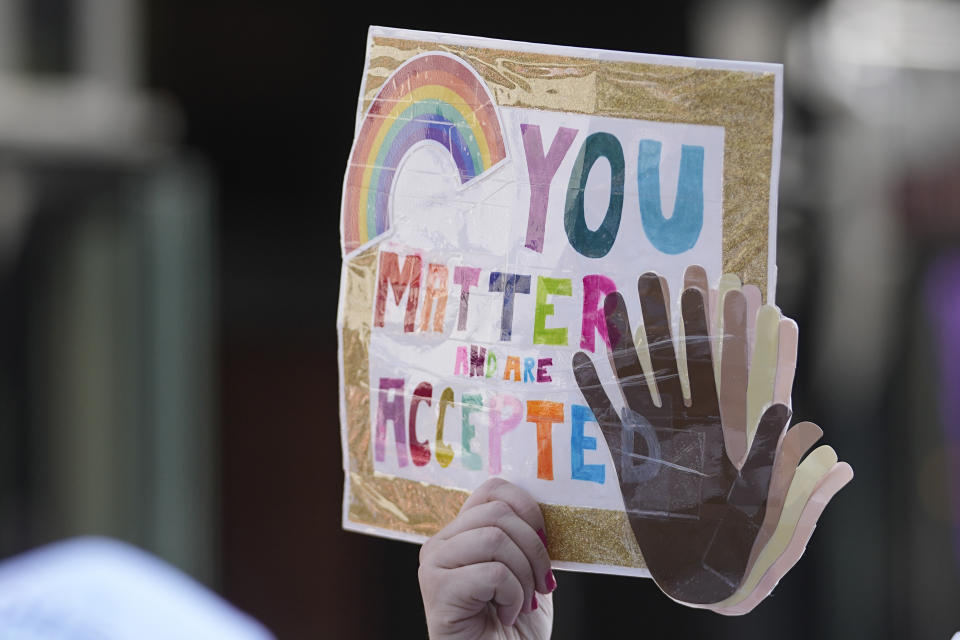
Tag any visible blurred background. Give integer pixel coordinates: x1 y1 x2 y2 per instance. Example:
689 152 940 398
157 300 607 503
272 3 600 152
0 0 958 637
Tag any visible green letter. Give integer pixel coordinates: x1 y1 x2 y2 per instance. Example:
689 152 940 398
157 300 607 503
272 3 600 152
533 276 572 345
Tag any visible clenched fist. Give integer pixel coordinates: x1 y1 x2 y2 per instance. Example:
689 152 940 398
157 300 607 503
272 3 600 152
419 478 555 639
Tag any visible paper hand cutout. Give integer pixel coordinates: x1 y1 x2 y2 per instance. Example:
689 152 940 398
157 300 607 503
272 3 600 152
572 273 790 604
573 269 852 611
685 269 852 614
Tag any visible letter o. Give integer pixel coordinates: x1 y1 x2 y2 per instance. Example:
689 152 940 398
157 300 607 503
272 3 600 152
563 132 625 259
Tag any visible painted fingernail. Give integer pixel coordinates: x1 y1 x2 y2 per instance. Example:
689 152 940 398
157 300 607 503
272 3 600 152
531 594 538 610
545 570 557 592
536 528 548 547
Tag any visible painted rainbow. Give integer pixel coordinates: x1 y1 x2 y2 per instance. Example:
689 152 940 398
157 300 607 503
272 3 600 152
341 53 507 254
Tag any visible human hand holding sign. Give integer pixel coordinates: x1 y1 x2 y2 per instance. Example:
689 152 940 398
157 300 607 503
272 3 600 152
572 273 792 604
419 478 555 639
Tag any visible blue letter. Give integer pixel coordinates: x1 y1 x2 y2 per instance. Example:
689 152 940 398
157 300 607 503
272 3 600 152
489 272 532 341
619 407 661 483
637 140 704 254
523 357 536 383
571 404 605 484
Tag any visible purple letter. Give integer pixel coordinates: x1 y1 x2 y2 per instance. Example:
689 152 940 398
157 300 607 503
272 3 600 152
375 378 407 467
521 124 578 252
489 272 531 341
470 344 487 377
536 357 554 383
453 346 469 376
453 266 482 331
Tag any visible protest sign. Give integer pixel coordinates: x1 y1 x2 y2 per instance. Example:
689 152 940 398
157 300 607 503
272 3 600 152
338 27 783 576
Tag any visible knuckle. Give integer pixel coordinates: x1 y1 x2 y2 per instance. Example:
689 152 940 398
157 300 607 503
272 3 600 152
486 499 513 521
478 477 508 498
486 561 511 585
518 504 543 528
485 477 509 490
465 479 497 508
479 526 508 551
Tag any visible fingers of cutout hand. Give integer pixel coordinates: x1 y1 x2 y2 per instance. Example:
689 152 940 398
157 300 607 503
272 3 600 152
658 275 671 325
746 305 782 445
744 420 823 576
741 284 762 361
714 273 742 345
680 287 717 410
602 293 652 414
773 318 798 406
765 421 822 518
740 403 791 479
683 265 709 302
432 499 553 595
603 292 634 355
718 403 790 545
720 288 749 466
637 273 682 406
681 264 717 326
716 461 853 616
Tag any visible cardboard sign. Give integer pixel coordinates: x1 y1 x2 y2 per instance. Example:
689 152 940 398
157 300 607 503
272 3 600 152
338 27 783 576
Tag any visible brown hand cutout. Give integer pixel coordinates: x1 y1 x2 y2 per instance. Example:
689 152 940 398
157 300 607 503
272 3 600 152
572 273 790 604
742 420 822 581
719 288 749 466
716 459 853 615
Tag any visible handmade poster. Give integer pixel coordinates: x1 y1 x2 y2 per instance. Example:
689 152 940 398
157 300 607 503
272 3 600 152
338 27 792 586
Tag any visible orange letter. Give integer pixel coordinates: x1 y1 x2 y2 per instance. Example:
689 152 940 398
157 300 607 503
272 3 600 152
503 356 522 382
526 401 564 480
419 263 449 332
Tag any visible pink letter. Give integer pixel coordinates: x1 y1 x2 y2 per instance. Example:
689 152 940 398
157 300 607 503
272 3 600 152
488 394 523 475
581 274 618 352
453 346 469 376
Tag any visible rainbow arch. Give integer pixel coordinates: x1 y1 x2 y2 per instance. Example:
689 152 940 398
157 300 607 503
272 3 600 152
341 53 507 254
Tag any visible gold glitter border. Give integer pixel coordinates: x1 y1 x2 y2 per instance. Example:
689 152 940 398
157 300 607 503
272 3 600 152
342 37 778 570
